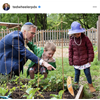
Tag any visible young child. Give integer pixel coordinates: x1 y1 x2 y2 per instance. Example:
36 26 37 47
68 21 96 93
27 42 56 79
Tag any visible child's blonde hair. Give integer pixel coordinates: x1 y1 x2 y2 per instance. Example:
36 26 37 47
44 42 56 52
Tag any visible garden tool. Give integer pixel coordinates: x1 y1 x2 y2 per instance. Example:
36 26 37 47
67 76 74 96
0 94 12 99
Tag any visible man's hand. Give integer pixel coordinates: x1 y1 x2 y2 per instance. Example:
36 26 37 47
42 61 56 70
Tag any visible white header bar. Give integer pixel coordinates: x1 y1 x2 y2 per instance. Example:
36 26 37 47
0 0 100 13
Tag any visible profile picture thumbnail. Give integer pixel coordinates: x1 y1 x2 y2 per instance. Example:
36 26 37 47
3 3 10 11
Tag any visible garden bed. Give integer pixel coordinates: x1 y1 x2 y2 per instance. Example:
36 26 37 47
6 79 84 99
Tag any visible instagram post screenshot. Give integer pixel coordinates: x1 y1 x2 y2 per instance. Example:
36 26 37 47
0 0 100 99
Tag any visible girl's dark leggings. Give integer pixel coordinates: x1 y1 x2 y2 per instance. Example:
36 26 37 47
74 67 92 84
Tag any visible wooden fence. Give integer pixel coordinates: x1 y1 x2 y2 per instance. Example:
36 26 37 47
33 28 97 46
97 15 100 60
0 28 97 47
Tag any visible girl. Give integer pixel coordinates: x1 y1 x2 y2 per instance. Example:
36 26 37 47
68 21 96 93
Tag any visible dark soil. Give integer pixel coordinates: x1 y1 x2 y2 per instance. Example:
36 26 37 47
6 81 79 99
10 88 78 99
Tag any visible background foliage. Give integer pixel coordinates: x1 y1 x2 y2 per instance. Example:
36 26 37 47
0 14 99 30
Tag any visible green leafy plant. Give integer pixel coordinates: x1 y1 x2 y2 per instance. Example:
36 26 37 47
37 74 67 92
0 74 9 83
50 90 65 99
9 76 20 84
73 84 79 90
8 87 16 95
23 88 40 99
0 87 8 96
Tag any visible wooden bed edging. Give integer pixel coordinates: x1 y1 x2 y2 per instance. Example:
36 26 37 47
75 85 84 99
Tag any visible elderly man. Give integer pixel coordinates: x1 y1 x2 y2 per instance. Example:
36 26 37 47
0 22 56 77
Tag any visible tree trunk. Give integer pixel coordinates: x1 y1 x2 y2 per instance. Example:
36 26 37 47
35 14 37 26
43 14 47 29
26 14 29 22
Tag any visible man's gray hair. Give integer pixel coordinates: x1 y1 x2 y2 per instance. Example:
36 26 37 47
21 24 37 32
